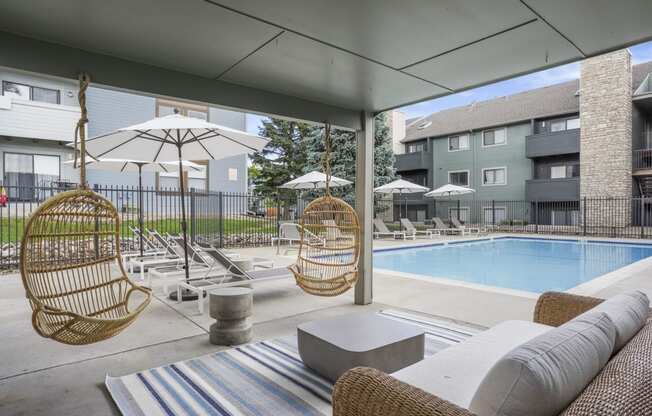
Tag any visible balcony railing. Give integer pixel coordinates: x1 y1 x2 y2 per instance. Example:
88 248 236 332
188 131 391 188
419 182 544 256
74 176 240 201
394 150 433 172
633 149 652 171
525 177 580 201
0 97 80 142
525 129 580 158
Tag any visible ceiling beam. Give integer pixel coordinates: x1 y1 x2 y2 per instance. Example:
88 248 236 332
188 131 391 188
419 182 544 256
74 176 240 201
0 30 362 130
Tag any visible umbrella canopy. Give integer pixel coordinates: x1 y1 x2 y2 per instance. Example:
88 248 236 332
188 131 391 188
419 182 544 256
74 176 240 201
80 114 268 297
279 171 352 190
374 179 429 194
64 158 204 173
424 184 475 198
83 114 268 162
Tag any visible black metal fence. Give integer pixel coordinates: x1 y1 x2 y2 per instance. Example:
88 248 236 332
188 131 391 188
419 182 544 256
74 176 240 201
0 184 312 269
1 185 652 270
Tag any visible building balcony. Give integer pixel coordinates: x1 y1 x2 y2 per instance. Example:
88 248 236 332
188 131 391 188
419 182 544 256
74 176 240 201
0 96 80 142
525 177 579 201
395 150 433 172
633 149 652 175
525 129 580 158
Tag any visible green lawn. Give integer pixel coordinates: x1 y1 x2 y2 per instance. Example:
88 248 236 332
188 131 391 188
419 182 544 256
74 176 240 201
0 216 278 243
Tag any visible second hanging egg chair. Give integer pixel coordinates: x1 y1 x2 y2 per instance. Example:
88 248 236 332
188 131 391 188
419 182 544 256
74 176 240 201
289 124 361 296
19 74 151 345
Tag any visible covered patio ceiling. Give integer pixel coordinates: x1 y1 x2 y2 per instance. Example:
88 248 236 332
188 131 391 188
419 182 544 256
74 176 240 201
1 0 651 129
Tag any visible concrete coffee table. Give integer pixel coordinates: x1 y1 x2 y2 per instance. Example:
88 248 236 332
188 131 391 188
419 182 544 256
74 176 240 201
298 312 425 382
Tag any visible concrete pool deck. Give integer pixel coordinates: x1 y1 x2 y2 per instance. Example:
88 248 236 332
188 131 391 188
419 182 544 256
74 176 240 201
2 233 652 415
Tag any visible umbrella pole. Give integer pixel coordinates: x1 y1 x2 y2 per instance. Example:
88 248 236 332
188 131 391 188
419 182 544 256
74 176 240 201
138 164 144 257
177 148 191 285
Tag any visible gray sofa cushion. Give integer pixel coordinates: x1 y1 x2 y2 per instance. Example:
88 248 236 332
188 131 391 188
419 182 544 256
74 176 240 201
577 290 648 351
469 312 616 416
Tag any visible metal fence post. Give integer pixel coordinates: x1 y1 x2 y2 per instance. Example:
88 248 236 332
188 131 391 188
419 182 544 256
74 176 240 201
276 194 281 239
218 191 224 248
583 197 587 236
641 196 645 239
189 188 196 244
535 200 539 234
491 199 495 227
456 199 461 222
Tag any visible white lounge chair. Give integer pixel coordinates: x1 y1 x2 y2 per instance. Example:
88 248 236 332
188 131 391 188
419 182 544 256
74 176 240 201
121 226 168 268
373 218 413 240
400 218 434 239
450 217 484 235
428 217 462 235
271 222 325 254
127 230 182 280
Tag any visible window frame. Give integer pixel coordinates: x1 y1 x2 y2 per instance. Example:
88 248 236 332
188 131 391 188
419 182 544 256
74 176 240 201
3 151 61 184
2 80 61 105
481 166 507 186
481 127 507 148
448 134 470 152
406 142 426 153
448 169 470 187
482 206 507 225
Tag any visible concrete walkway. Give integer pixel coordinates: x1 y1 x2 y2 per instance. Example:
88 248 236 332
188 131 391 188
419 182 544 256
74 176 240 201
3 234 652 415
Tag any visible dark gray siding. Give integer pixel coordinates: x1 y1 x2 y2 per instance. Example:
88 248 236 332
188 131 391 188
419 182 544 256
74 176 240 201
525 129 580 158
525 177 579 201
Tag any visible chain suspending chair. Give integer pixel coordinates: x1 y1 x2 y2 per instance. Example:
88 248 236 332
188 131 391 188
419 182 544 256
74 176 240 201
19 74 151 345
289 124 361 296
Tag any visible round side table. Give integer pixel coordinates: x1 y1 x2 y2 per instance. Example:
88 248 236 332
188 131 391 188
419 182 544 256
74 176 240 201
209 287 253 345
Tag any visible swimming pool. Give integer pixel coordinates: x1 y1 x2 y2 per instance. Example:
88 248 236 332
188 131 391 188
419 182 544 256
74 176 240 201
373 237 652 293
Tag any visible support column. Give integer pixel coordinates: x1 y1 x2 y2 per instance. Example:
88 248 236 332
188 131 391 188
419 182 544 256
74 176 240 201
355 111 374 305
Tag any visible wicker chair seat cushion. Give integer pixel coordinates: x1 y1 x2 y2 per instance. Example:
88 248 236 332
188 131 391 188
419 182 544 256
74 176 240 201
575 290 649 351
560 314 652 415
469 312 616 416
392 320 551 409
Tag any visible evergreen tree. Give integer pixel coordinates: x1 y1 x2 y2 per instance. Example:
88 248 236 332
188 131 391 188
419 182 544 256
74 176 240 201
250 118 311 196
303 112 396 205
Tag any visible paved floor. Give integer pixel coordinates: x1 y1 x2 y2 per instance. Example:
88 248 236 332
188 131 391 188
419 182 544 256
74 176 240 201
2 234 652 415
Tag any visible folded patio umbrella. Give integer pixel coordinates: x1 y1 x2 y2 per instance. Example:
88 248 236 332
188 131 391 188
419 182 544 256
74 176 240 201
82 114 268 300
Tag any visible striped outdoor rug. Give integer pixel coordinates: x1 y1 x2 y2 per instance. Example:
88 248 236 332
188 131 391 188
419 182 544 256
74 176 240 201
106 310 482 416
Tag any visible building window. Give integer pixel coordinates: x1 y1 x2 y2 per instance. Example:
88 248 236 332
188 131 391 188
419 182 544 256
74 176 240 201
550 164 579 179
228 168 238 181
550 120 566 132
550 165 566 179
2 81 60 104
448 207 469 222
482 128 506 146
156 99 208 120
448 134 469 151
406 142 426 153
566 118 580 130
482 167 506 186
157 169 207 192
3 153 60 199
483 207 506 224
448 170 469 186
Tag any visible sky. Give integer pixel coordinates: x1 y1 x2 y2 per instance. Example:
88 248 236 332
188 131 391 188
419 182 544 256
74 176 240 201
246 40 652 134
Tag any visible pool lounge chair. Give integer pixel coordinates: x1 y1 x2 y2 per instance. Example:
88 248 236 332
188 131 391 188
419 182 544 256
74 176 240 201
373 218 413 240
428 217 462 235
127 230 182 280
400 218 434 239
121 226 168 267
450 217 483 235
271 222 325 254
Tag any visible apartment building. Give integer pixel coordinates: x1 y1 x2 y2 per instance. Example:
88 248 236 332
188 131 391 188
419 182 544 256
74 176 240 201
393 49 652 225
0 68 249 200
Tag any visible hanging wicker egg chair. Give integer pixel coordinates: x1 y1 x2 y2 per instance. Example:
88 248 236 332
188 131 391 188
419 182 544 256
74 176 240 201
289 124 361 296
19 74 151 345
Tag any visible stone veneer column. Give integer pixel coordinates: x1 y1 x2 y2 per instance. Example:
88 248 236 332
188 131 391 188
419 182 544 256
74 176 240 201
580 49 632 228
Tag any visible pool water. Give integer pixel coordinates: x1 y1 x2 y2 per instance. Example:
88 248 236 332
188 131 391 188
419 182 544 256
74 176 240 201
373 237 652 293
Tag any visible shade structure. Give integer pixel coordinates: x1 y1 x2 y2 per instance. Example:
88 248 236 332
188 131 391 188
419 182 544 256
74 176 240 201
279 171 352 190
63 158 204 256
424 184 476 198
83 114 268 297
374 179 429 224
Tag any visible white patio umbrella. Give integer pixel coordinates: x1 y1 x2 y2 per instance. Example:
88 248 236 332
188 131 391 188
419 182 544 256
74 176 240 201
424 184 476 222
374 179 429 224
64 158 204 256
83 114 268 299
279 171 352 190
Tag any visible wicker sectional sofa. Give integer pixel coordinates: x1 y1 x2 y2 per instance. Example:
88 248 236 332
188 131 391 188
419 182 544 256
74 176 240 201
333 292 652 416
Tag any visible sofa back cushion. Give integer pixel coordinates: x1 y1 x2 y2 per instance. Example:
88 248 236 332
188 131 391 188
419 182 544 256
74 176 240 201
577 290 648 351
469 312 615 416
560 315 652 415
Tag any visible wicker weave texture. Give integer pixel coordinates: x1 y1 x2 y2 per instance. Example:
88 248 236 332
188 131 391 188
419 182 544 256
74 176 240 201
561 315 652 415
533 291 604 327
20 189 151 345
333 367 477 416
290 194 360 296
